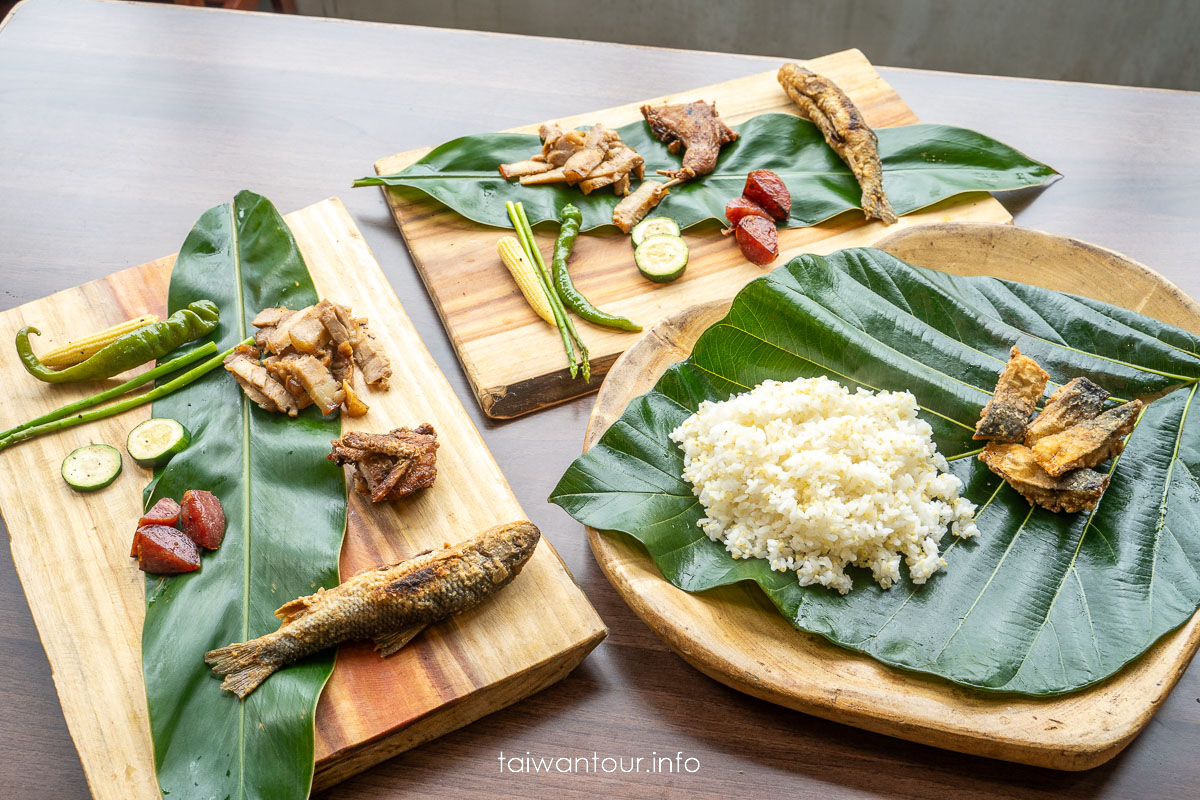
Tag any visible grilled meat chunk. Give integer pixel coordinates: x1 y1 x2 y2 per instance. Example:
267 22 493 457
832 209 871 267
205 520 541 698
777 64 896 224
973 346 1050 442
613 179 670 233
1031 400 1142 477
223 345 301 416
979 443 1109 514
1024 377 1109 446
640 101 738 181
502 122 642 197
328 424 438 503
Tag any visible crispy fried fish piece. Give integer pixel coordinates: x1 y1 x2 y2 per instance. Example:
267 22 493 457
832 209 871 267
328 424 438 502
205 521 541 698
973 346 1050 442
979 443 1109 513
777 64 896 224
1024 377 1110 446
1031 400 1142 477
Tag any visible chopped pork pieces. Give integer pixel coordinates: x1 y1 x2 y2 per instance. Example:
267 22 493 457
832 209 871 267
328 425 438 503
499 122 645 196
223 300 391 418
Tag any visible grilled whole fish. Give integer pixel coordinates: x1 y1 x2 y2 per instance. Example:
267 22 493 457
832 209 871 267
205 520 540 698
973 346 1050 442
777 64 896 224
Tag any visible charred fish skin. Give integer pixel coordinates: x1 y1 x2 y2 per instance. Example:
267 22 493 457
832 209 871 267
777 63 896 224
204 521 541 698
979 443 1109 514
1024 376 1109 446
973 346 1050 442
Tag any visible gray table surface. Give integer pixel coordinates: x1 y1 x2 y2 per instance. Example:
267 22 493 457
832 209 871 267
2 0 1199 797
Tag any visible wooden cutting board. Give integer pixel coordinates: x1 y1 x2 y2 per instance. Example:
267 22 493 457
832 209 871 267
373 48 1015 419
0 197 606 798
582 222 1200 771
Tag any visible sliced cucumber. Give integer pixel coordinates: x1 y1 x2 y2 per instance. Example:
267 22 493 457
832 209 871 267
126 418 191 468
62 444 122 492
634 234 689 283
631 216 681 247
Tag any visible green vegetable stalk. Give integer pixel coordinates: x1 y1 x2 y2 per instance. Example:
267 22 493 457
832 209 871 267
552 204 641 332
0 337 250 452
15 299 219 383
0 342 218 441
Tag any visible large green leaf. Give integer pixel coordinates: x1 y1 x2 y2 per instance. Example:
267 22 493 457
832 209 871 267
550 249 1200 695
142 192 346 799
354 113 1057 231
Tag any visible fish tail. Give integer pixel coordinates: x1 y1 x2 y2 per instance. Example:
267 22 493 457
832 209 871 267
204 640 279 699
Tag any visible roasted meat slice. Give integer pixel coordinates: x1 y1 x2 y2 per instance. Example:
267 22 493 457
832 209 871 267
973 347 1050 442
979 443 1109 514
777 64 896 224
252 307 292 328
640 101 738 181
1024 377 1110 446
1031 400 1142 476
224 345 301 416
328 425 438 503
334 304 391 389
613 179 670 233
287 301 332 355
498 159 554 180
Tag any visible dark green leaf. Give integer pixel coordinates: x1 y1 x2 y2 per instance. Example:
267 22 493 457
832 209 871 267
355 114 1058 231
142 191 346 799
550 248 1200 695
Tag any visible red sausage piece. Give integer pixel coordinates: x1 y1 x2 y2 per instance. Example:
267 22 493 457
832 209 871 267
181 489 226 550
735 216 780 266
724 195 772 233
743 170 792 220
136 525 201 575
132 497 182 557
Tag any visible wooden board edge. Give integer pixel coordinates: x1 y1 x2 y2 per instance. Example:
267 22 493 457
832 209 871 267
312 625 606 791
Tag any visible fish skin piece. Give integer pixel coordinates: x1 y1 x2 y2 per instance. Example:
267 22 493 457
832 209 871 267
777 63 896 224
973 346 1050 442
979 443 1109 514
1031 399 1143 477
204 521 541 698
1024 376 1110 446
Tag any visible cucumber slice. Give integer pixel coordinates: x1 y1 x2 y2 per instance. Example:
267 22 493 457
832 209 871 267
126 418 191 468
634 234 689 283
631 216 681 247
62 444 123 492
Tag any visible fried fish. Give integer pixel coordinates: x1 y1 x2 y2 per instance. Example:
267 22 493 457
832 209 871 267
979 443 1109 514
205 521 541 698
1031 400 1143 477
777 63 896 224
973 346 1050 442
1023 376 1109 446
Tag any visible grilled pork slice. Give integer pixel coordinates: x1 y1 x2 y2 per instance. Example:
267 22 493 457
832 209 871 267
980 443 1109 514
224 345 301 416
335 304 392 389
973 347 1050 442
1031 400 1142 476
268 352 344 415
1024 377 1110 446
498 159 554 180
287 301 332 355
613 180 670 233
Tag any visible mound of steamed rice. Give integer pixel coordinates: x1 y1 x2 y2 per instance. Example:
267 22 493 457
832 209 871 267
669 376 978 594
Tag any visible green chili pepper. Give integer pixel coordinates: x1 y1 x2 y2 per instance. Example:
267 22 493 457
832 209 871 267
551 204 641 332
16 299 220 383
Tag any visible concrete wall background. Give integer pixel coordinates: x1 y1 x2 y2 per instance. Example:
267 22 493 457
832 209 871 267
293 0 1200 91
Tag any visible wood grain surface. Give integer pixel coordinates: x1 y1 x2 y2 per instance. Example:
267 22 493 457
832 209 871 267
2 1 1200 798
0 196 605 798
583 222 1200 771
374 48 1012 419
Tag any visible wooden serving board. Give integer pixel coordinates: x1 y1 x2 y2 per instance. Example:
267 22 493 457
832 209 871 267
0 197 606 798
374 48 1014 419
583 222 1200 771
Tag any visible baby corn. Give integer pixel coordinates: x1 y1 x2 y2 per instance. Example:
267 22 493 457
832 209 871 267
38 314 159 368
497 236 555 326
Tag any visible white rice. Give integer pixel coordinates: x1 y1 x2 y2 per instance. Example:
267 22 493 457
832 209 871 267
669 376 978 594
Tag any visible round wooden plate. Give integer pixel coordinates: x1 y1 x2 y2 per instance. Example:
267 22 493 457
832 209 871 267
582 222 1200 771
